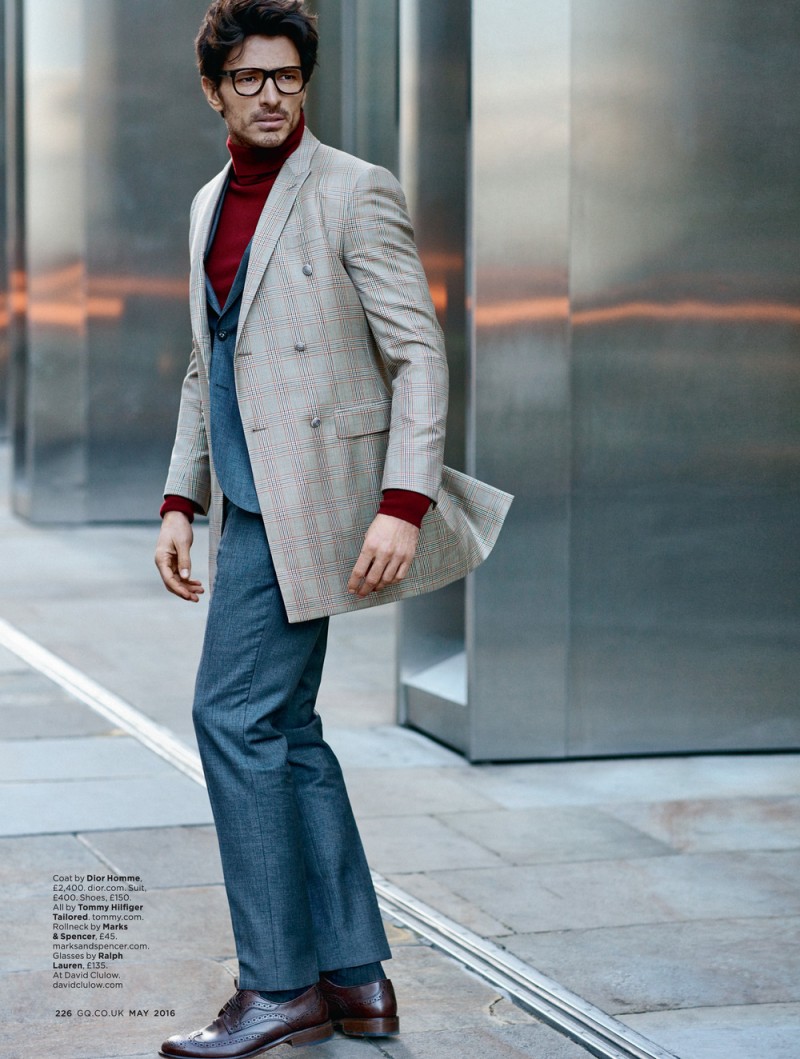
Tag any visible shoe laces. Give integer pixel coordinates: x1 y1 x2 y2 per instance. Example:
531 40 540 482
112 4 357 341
219 991 244 1032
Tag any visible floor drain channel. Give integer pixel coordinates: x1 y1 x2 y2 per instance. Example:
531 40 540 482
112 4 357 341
373 874 678 1059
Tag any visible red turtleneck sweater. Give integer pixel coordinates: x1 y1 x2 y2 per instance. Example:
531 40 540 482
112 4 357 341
161 116 430 529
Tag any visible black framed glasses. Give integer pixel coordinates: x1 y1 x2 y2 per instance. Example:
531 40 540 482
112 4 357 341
220 66 305 96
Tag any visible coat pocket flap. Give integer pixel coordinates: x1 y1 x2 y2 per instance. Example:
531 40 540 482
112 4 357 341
334 401 391 438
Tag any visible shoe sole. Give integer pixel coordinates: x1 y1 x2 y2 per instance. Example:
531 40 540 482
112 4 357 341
335 1016 400 1037
159 1019 334 1058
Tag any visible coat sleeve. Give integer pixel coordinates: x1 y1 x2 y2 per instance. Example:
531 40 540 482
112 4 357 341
340 165 448 502
163 339 212 514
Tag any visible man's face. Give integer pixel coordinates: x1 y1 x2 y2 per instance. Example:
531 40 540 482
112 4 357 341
202 34 306 149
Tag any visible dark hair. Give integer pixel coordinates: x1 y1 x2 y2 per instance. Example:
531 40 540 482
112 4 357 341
196 0 319 84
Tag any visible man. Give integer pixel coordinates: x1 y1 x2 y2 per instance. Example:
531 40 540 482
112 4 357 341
154 1 510 1055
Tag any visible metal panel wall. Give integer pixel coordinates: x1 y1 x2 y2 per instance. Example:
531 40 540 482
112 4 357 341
307 0 398 174
397 0 470 746
11 0 224 521
399 0 800 759
0 0 7 437
468 0 572 758
567 0 800 753
4 0 26 477
399 0 572 758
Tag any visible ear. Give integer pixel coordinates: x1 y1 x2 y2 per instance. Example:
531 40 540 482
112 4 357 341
201 76 224 114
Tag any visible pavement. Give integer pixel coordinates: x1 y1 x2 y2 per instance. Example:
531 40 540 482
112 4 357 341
2 440 800 1059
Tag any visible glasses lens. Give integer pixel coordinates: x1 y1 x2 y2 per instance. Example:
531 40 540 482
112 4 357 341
232 69 264 95
273 68 304 93
231 68 304 95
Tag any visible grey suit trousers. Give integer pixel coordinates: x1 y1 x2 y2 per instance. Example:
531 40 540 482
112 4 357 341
192 500 391 990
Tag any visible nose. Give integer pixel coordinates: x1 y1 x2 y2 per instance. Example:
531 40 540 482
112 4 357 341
258 75 281 106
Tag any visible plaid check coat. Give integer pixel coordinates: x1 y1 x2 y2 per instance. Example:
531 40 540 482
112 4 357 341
164 128 512 623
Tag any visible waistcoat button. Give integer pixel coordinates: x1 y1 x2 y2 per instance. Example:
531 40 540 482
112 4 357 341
302 263 313 276
217 329 228 340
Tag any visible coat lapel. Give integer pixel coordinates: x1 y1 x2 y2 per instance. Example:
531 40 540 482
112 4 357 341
237 127 320 335
189 164 230 366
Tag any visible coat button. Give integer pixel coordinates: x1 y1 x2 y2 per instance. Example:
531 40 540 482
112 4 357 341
310 416 321 429
294 342 306 352
302 263 313 276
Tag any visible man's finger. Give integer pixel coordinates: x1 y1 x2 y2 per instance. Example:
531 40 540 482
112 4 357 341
374 556 402 590
358 557 387 596
347 548 375 593
155 553 204 601
176 543 192 581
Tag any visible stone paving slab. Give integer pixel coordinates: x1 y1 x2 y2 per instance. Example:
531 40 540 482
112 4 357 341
500 916 800 1013
620 1002 800 1059
0 670 114 739
460 753 800 809
4 773 214 837
604 795 800 853
0 700 116 740
344 767 500 817
326 725 466 770
79 826 225 889
0 835 107 898
435 805 674 865
421 850 800 934
4 883 234 974
385 871 514 938
359 814 504 873
0 736 179 782
1 957 233 1059
373 1023 593 1058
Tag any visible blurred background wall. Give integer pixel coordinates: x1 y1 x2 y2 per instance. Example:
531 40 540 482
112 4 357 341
2 0 798 758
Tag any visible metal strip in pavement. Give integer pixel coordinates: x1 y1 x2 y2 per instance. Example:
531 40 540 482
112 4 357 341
373 874 678 1059
0 617 677 1059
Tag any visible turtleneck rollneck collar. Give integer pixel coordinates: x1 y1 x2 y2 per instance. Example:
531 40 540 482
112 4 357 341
226 112 305 185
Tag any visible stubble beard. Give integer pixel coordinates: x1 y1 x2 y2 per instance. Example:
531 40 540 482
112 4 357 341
226 105 297 149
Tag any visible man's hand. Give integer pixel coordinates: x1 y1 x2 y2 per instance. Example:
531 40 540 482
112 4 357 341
155 511 205 602
348 514 420 598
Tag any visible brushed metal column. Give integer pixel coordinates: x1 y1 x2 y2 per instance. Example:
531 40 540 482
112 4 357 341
307 0 398 173
398 0 569 758
398 0 799 758
11 0 224 521
397 0 470 747
0 0 7 437
468 0 571 758
567 0 800 753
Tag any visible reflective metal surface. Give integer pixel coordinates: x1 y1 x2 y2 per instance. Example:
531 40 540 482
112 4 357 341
567 0 800 753
0 0 8 436
307 0 398 173
5 0 27 494
399 0 573 758
468 0 572 758
399 0 800 758
397 0 470 744
11 0 224 520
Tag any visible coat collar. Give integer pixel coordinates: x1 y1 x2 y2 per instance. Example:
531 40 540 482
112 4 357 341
189 126 321 361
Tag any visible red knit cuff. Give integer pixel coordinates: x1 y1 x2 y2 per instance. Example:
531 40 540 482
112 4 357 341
378 489 431 528
160 495 201 522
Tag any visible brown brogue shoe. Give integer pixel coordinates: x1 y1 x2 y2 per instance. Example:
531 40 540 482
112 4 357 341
318 975 399 1037
159 985 333 1058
